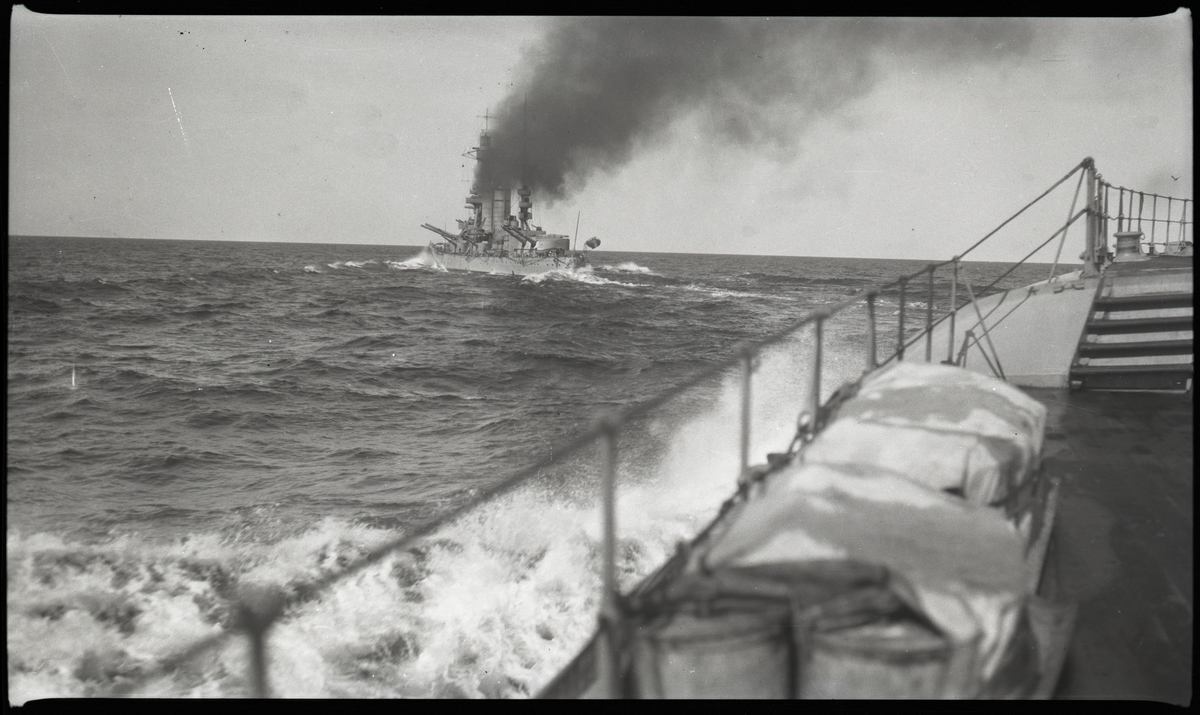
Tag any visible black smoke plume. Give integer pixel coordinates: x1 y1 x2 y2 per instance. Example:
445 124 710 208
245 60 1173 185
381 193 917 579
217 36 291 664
475 17 1034 201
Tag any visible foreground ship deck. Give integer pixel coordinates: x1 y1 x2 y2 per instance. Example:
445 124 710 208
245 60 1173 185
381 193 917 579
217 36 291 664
1033 388 1193 703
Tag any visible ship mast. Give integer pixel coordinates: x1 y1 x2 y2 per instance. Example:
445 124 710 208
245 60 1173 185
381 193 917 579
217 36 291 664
461 110 493 242
521 96 527 190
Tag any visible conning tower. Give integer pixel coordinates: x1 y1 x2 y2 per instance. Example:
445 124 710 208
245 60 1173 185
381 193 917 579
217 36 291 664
462 130 490 238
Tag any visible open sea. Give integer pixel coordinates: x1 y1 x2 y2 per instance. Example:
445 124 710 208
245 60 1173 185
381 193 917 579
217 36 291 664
7 235 1056 700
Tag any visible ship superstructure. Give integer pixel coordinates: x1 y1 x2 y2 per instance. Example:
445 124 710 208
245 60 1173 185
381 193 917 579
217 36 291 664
421 120 599 275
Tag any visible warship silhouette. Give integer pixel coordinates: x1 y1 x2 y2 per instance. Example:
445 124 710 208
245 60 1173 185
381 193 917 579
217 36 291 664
421 116 599 275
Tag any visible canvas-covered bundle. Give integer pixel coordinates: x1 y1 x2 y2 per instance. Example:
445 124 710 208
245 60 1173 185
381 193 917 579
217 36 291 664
801 362 1047 505
700 462 1037 695
617 363 1053 698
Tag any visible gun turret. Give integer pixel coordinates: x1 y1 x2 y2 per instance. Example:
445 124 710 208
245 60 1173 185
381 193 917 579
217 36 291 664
501 225 534 248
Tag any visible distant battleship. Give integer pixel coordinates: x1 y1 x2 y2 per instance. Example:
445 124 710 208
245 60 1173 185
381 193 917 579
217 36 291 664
421 119 600 276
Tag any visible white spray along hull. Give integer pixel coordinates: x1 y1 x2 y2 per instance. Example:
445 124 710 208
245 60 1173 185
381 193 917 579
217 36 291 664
430 247 587 276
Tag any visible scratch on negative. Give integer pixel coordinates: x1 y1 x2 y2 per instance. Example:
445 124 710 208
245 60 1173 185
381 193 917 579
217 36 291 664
168 88 192 157
33 659 57 674
43 31 75 95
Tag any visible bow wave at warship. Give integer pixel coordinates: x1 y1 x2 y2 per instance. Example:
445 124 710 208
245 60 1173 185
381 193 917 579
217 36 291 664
420 125 600 276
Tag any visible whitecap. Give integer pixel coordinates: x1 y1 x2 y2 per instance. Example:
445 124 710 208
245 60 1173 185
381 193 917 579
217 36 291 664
678 283 769 300
599 261 657 276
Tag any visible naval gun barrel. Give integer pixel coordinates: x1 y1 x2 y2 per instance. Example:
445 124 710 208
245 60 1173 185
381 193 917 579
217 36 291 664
421 223 460 244
501 225 534 248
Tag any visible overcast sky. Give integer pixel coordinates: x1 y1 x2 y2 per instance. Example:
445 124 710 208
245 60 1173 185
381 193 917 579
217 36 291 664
9 11 1193 261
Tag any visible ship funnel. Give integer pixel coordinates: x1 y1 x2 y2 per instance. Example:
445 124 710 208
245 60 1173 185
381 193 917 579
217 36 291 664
486 187 511 235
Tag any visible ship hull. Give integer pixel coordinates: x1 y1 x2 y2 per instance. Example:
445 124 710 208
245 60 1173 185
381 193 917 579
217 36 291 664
430 246 586 276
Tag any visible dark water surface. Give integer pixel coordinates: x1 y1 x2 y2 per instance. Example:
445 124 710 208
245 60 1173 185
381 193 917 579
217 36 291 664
7 235 1056 699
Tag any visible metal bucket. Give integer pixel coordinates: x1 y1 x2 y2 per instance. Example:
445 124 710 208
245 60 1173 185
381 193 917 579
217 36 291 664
797 619 952 699
631 605 792 698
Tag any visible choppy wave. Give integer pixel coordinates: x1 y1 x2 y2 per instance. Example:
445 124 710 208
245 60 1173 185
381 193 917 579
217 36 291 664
4 470 700 699
735 271 869 288
12 320 859 700
678 283 773 300
8 238 1059 700
6 519 394 700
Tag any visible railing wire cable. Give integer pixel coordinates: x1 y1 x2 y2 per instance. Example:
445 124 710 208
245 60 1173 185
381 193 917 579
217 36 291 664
961 279 1005 381
925 266 935 362
1048 168 1086 283
954 160 1087 261
946 259 958 364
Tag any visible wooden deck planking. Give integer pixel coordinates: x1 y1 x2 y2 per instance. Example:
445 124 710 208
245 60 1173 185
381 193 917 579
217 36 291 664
1027 387 1193 704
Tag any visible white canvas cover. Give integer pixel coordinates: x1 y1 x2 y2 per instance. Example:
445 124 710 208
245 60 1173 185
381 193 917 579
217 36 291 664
802 362 1047 505
703 462 1029 684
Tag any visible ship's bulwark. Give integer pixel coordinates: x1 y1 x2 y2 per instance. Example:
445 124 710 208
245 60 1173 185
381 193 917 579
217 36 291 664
10 237 1185 700
432 250 586 276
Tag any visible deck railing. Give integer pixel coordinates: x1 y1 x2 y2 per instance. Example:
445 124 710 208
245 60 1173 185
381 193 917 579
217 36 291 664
122 159 1192 698
1100 182 1193 254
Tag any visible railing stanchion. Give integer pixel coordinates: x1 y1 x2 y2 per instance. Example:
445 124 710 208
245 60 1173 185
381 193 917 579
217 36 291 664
866 292 877 371
234 587 284 699
812 317 824 420
1150 194 1157 250
925 266 935 362
249 629 268 698
598 418 621 697
1085 163 1098 271
1165 197 1172 247
897 277 907 361
600 421 618 618
947 260 958 364
738 344 752 484
1102 182 1110 259
1176 199 1185 247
